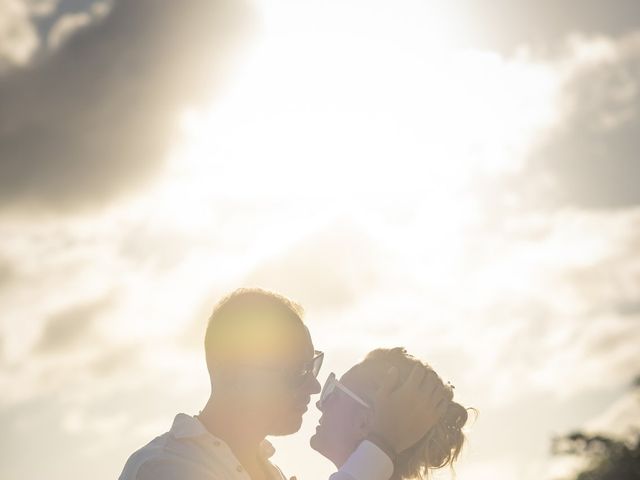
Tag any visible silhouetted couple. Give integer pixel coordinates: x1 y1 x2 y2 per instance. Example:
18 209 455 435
119 288 470 480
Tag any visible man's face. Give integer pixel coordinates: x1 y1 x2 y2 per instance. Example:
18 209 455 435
219 323 322 436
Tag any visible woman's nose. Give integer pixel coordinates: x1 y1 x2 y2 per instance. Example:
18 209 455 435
311 376 322 394
316 400 323 411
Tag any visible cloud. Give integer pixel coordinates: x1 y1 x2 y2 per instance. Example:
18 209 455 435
242 219 384 314
457 208 640 402
0 0 40 71
223 203 640 406
584 386 640 438
35 294 113 352
517 31 640 209
27 0 57 16
46 3 109 50
0 0 248 212
0 256 15 288
457 0 640 52
0 205 637 480
0 0 60 71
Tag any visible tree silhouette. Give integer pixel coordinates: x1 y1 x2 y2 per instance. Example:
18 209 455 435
552 378 640 480
552 431 640 479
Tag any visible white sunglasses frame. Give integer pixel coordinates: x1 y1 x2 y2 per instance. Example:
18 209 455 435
319 372 370 409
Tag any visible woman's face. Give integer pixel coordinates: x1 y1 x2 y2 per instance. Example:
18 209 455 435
310 363 379 468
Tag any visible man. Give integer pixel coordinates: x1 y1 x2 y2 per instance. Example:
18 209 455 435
119 288 448 480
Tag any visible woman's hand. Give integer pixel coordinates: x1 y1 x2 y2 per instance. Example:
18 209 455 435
369 365 448 455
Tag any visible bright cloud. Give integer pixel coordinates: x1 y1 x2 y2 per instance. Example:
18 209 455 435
0 0 40 70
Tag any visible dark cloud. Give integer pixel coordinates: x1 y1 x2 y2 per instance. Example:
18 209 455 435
614 300 640 317
35 294 112 352
0 0 248 212
461 9 640 210
458 0 640 52
536 119 640 209
509 33 640 209
89 344 138 377
536 65 640 208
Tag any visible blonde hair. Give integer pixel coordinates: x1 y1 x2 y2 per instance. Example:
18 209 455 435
363 347 473 480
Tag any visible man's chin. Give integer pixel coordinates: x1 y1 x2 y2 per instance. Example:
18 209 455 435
269 415 304 436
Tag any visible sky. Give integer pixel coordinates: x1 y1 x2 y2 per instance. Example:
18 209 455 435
0 1 639 480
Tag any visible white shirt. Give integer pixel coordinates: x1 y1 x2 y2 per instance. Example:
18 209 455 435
118 413 393 480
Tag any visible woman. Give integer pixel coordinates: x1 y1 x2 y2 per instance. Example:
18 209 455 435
310 347 471 479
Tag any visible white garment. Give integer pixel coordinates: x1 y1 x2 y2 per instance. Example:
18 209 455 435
118 413 393 480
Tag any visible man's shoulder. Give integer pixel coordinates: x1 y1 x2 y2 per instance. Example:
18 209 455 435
117 422 221 480
133 455 213 480
119 438 223 480
118 433 173 480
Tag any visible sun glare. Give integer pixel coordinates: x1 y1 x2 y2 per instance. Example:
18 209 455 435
99 0 569 352
166 0 558 210
133 0 568 324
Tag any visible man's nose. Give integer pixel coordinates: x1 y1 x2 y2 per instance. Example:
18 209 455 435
301 372 321 394
315 400 323 411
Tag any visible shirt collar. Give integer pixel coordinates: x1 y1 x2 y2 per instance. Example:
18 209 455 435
170 413 276 459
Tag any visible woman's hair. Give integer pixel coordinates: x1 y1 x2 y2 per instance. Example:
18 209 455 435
362 347 474 480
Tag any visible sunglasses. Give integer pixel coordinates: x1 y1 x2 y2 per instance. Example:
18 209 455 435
229 350 324 389
288 350 324 387
319 372 370 409
232 350 324 389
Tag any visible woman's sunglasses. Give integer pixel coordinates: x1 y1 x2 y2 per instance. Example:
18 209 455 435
319 372 370 409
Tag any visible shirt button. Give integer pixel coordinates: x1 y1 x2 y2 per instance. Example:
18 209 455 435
236 466 244 473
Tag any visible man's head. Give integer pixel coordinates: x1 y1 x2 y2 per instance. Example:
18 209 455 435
205 288 322 435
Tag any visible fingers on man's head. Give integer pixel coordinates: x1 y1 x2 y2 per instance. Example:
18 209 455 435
376 366 399 397
400 364 426 393
415 370 450 417
419 370 441 396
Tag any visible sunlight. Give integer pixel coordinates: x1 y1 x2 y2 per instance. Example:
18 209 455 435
149 1 568 345
167 0 560 207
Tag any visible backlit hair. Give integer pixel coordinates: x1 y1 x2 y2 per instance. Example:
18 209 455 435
363 347 474 480
204 288 304 373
